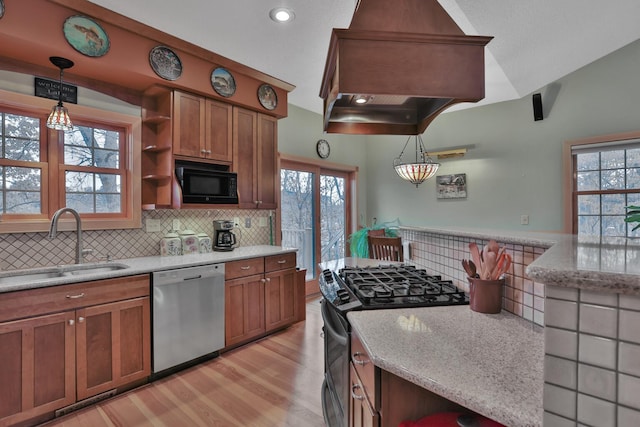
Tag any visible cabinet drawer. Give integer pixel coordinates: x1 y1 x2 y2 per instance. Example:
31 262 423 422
0 274 150 322
226 257 265 280
351 331 377 406
265 252 296 272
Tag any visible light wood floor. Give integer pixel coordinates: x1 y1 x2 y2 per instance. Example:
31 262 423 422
44 298 325 427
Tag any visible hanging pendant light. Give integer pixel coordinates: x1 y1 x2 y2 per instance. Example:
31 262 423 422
393 134 440 187
46 56 74 132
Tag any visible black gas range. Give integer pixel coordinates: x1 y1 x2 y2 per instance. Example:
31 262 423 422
319 264 469 315
319 264 469 427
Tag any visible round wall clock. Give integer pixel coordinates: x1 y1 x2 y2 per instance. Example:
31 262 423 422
316 139 330 159
149 46 183 81
258 84 277 110
63 15 110 57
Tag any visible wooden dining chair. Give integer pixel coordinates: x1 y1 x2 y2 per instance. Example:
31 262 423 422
368 236 403 262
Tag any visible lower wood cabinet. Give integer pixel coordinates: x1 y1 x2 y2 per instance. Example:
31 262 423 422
0 275 151 427
224 253 300 348
350 331 467 427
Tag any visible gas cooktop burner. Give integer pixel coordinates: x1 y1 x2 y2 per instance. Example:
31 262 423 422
319 264 469 312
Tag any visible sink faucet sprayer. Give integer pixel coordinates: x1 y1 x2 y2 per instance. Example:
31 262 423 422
49 207 84 264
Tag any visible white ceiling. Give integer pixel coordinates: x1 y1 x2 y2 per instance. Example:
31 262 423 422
88 0 640 115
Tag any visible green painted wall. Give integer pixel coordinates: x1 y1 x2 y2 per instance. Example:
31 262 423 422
279 38 640 232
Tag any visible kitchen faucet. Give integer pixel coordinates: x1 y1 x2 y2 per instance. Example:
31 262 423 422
48 207 84 264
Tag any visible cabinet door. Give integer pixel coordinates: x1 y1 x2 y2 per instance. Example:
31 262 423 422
264 268 296 332
205 99 233 163
173 91 205 158
0 312 75 426
76 297 151 401
233 107 258 208
225 274 265 347
350 363 379 427
257 114 278 209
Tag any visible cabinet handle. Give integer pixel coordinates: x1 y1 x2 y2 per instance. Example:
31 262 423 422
68 319 75 326
66 293 85 299
261 278 266 283
78 317 85 323
240 266 251 270
352 351 369 366
205 150 212 154
266 278 271 283
201 149 207 154
351 383 365 401
277 260 287 264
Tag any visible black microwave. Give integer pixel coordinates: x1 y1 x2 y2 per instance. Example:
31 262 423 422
175 160 238 204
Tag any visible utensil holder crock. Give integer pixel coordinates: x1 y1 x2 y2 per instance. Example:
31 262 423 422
468 277 504 314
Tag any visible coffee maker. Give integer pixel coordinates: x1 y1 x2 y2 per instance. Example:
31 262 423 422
213 220 237 251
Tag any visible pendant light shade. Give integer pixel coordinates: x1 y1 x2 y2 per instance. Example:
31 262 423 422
46 56 74 132
393 135 440 187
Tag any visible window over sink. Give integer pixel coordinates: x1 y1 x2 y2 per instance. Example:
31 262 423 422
0 89 140 233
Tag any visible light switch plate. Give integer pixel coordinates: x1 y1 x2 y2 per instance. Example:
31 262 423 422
172 219 181 231
145 219 161 233
520 215 529 225
259 217 267 227
245 218 252 228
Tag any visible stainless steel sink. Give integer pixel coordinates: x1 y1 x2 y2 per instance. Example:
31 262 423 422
0 263 130 285
63 263 130 276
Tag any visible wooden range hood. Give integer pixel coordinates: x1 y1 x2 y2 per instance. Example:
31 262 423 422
319 0 493 135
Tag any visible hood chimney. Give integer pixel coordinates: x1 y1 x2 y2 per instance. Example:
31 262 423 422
319 0 493 135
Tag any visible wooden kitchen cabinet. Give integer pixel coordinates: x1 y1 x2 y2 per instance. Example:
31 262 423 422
0 275 151 427
173 90 233 163
264 253 297 332
224 253 298 348
224 274 266 347
350 331 466 427
233 107 278 209
141 86 174 209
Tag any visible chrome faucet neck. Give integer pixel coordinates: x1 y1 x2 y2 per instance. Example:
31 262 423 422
49 207 83 264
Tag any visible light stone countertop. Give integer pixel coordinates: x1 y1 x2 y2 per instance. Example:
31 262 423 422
0 245 297 294
401 225 640 295
348 306 544 427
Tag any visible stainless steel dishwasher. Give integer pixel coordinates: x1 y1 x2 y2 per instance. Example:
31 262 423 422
152 263 225 374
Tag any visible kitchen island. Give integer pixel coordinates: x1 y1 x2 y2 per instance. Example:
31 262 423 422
348 306 543 427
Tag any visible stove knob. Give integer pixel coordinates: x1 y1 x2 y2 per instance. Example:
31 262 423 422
337 289 350 302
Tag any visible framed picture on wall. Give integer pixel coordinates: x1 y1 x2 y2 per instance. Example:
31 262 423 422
436 173 467 199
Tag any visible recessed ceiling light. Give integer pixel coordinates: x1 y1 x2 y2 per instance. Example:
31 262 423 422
269 7 295 23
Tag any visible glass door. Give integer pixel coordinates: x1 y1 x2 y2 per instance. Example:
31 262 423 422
280 160 352 284
280 167 316 280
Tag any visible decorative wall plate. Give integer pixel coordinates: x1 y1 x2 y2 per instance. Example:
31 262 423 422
149 46 183 81
63 15 110 57
258 84 278 110
211 67 236 98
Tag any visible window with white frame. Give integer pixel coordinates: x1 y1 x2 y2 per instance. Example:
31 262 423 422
571 139 640 237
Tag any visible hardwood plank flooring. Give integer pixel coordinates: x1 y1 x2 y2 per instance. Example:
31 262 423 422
42 298 325 427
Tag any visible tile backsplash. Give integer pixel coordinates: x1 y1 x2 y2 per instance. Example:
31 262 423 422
0 209 273 270
400 229 549 326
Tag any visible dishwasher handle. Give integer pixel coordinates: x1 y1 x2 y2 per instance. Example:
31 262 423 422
153 264 225 287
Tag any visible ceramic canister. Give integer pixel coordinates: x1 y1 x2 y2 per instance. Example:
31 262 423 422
180 230 199 255
197 232 212 253
160 232 181 256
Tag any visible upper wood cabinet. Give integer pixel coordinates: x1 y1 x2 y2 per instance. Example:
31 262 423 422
233 107 278 209
173 91 233 163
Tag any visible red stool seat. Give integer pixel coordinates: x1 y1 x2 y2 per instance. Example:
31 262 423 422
399 412 506 427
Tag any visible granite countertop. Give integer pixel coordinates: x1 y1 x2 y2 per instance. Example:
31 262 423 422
0 245 297 294
401 225 640 295
348 306 544 427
